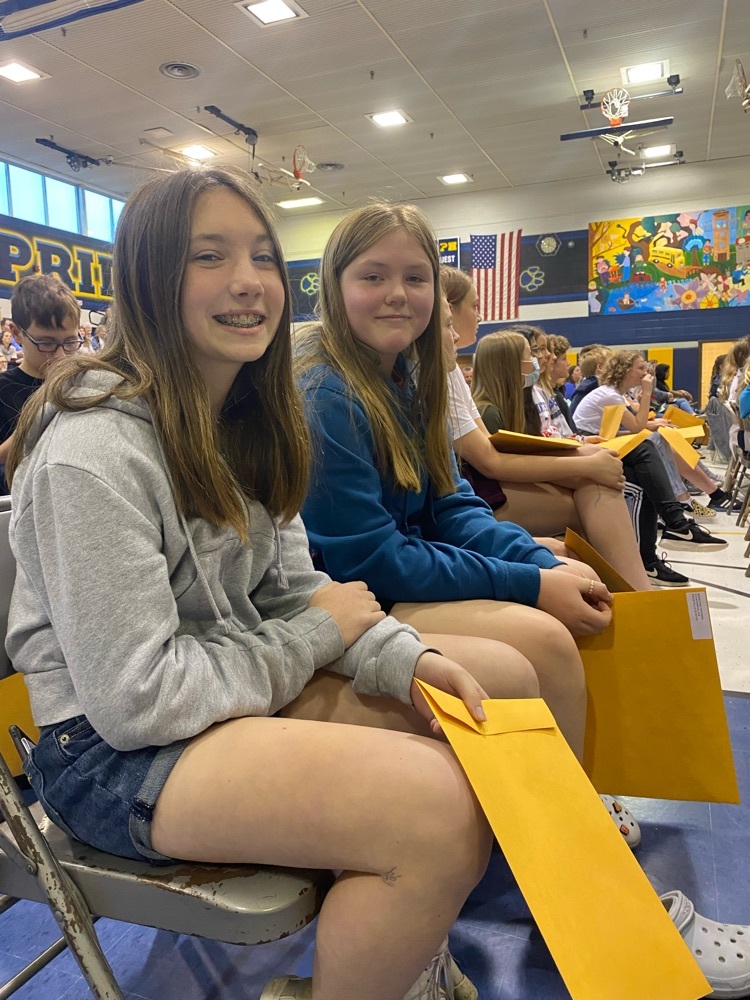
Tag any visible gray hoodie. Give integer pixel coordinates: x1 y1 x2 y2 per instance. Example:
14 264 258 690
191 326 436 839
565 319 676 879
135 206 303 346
7 371 429 752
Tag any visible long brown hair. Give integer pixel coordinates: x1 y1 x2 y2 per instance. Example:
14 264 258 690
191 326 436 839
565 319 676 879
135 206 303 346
472 331 527 433
9 166 309 536
296 202 453 496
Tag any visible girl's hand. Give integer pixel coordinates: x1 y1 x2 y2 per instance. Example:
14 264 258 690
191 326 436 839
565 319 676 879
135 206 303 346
641 373 654 395
410 651 489 735
536 569 613 636
308 580 386 648
551 559 601 583
580 448 626 490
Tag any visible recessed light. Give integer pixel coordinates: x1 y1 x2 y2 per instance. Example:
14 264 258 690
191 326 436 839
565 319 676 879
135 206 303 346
159 62 201 80
642 144 672 159
235 0 308 25
179 144 215 161
438 173 472 185
0 62 45 83
367 110 412 128
276 197 323 209
621 61 669 86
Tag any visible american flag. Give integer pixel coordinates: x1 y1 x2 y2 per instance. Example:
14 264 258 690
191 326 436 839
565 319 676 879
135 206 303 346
470 231 522 321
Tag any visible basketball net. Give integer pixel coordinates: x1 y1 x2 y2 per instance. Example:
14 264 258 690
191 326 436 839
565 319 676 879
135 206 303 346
293 145 316 180
600 87 630 127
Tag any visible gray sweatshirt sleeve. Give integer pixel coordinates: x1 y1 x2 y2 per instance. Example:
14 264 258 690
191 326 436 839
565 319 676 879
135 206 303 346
11 463 346 751
251 515 430 704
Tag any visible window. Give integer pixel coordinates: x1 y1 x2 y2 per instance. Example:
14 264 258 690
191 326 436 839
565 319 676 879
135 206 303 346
0 163 8 216
111 198 124 232
8 164 45 225
45 176 79 233
84 189 112 241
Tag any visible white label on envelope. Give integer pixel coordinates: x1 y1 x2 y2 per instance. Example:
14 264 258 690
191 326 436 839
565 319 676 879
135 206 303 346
687 590 712 640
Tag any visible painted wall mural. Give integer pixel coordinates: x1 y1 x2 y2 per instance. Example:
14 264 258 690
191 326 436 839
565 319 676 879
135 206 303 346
588 208 750 315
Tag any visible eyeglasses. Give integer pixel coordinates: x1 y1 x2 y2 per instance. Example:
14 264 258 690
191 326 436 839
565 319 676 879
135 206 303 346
18 327 84 354
529 346 541 356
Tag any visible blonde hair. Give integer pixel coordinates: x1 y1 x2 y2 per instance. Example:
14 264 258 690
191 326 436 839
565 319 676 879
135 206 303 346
9 166 309 537
297 202 453 496
472 331 527 433
600 350 644 389
580 348 611 377
719 339 750 401
439 266 474 307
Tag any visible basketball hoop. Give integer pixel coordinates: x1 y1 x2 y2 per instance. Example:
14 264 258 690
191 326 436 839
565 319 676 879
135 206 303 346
293 144 316 180
601 88 631 127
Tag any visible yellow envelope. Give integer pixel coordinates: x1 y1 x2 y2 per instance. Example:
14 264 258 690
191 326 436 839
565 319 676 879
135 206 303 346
577 589 739 803
663 405 704 429
658 424 701 468
489 429 580 454
599 403 626 440
564 528 634 592
416 681 710 1000
597 427 650 458
0 673 39 776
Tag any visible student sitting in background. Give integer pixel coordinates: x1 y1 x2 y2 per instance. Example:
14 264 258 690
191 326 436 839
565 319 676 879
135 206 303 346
569 344 612 417
0 275 82 495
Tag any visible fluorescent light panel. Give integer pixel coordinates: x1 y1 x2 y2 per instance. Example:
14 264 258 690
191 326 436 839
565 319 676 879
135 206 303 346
276 197 323 209
439 173 472 185
621 60 669 85
368 110 411 127
642 144 672 159
236 0 308 25
0 61 44 83
179 144 215 161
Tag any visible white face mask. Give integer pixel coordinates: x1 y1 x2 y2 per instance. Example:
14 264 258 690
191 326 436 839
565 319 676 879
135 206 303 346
523 357 540 388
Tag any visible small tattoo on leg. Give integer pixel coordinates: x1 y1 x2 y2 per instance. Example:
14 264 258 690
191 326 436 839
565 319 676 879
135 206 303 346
382 867 401 886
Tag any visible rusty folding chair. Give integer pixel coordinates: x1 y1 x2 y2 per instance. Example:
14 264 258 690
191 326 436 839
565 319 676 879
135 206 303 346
0 502 332 998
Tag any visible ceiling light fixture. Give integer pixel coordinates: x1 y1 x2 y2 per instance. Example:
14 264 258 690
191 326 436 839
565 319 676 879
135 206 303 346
621 61 669 86
438 173 472 185
0 61 45 83
179 144 215 161
159 62 200 80
276 197 323 209
236 0 308 25
367 110 411 128
642 144 672 159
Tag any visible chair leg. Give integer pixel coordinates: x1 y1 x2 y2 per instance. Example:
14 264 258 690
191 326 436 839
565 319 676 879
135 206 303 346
0 751 124 1000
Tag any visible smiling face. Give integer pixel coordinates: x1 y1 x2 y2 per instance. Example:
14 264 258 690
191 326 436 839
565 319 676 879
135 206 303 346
181 186 285 406
451 283 481 349
339 229 434 370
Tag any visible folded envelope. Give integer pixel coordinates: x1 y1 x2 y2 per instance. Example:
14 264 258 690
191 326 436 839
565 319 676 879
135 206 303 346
416 680 710 1000
597 427 650 458
599 402 626 440
663 404 705 429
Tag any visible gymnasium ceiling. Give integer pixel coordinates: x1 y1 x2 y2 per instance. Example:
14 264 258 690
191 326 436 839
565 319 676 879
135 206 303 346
0 0 749 216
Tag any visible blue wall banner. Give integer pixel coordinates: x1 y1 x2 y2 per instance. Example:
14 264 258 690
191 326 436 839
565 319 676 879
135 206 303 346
438 237 460 268
0 214 112 311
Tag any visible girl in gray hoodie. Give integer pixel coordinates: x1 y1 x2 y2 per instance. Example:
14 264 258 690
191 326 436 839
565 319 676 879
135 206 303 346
5 166 514 1000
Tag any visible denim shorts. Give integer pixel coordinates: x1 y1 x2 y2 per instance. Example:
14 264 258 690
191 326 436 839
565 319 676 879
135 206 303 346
23 716 190 865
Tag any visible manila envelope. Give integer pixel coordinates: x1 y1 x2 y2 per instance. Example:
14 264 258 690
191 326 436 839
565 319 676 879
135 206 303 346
564 531 739 803
599 402 626 440
658 424 701 468
489 429 580 454
597 427 650 458
416 681 710 1000
663 404 705 429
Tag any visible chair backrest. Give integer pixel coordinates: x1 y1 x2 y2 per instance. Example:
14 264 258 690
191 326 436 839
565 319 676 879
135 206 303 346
0 507 14 680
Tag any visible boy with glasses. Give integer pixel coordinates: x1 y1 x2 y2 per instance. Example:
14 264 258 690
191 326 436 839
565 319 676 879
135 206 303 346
0 275 81 494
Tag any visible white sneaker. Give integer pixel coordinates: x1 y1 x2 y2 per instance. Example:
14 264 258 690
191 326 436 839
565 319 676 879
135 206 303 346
403 938 478 1000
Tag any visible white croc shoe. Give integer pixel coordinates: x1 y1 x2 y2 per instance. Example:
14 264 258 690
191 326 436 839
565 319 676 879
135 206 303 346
403 937 477 1000
259 977 312 999
661 890 750 998
599 794 642 848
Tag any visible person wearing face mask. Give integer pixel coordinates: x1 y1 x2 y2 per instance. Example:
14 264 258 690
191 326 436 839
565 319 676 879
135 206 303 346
437 269 650 591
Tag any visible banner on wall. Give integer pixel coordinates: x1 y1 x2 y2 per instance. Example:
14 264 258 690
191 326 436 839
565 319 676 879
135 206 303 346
437 237 460 268
0 214 112 311
589 208 750 316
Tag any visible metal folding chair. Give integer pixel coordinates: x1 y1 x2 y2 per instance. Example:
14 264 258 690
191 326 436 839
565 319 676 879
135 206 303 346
0 504 332 998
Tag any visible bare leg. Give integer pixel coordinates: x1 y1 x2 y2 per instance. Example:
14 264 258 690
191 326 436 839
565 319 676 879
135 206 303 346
495 481 650 591
151 717 492 1000
390 601 587 761
674 452 719 494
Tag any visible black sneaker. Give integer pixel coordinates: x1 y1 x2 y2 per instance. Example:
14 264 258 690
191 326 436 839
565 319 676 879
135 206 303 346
645 554 691 587
707 488 743 513
660 521 728 550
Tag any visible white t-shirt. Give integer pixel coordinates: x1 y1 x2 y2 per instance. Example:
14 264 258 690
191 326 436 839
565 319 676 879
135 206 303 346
446 366 480 442
573 385 625 435
531 385 573 438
